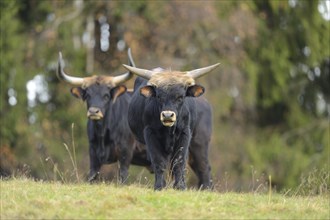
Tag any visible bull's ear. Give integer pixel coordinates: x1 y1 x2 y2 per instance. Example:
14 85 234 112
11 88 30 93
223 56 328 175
70 87 85 99
111 85 127 103
140 85 155 98
186 85 205 97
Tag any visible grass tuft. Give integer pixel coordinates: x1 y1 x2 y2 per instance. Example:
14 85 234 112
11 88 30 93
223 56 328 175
62 123 80 183
285 167 329 197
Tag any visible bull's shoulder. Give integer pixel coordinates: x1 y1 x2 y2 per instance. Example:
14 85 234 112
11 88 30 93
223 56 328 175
195 96 211 109
133 77 148 91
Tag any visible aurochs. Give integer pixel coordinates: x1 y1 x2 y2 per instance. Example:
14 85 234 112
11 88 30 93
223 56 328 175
123 63 220 190
57 49 150 183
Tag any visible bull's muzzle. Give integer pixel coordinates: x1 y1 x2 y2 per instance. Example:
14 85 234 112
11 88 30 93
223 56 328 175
160 111 176 127
87 107 104 120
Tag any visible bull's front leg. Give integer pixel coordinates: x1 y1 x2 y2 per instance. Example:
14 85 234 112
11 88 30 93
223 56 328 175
171 129 191 190
88 143 101 182
144 127 167 190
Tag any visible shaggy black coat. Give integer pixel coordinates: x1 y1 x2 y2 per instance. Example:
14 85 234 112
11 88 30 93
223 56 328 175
128 77 212 190
72 84 150 182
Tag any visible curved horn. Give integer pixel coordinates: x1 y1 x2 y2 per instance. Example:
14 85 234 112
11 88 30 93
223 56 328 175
186 63 221 79
127 48 136 67
111 71 133 86
122 64 154 79
57 52 84 86
110 48 136 86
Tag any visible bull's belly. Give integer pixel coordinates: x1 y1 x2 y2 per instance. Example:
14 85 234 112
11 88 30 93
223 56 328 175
96 145 119 164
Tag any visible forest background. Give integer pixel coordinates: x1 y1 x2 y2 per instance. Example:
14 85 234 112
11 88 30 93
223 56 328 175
1 0 329 193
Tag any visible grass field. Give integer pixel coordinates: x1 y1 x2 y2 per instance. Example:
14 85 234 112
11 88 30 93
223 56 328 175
1 178 329 219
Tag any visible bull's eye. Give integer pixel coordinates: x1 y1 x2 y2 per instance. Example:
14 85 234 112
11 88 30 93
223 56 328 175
85 94 91 100
176 96 183 102
103 94 110 101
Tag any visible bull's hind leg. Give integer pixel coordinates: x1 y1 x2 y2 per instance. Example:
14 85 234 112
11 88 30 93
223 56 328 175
118 143 134 184
189 142 212 190
118 135 137 184
118 163 129 184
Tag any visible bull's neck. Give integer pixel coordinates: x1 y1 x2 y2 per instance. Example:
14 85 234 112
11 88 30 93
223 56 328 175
162 125 177 154
91 114 109 138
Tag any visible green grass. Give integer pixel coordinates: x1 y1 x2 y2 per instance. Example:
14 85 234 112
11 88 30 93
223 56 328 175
1 178 329 219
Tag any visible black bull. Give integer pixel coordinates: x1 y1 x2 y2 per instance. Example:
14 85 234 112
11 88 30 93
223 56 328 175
57 50 150 182
123 63 220 190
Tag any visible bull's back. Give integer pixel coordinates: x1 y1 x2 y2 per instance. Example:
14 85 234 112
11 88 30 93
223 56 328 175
128 78 148 144
106 92 133 143
192 97 212 141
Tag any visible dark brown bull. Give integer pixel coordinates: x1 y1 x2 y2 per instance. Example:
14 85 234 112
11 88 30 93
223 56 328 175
123 63 220 190
57 49 150 182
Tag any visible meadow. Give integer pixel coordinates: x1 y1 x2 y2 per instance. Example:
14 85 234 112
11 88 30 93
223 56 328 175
1 178 329 219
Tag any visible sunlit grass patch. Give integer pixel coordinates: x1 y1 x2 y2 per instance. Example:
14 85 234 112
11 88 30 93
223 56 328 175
1 178 329 219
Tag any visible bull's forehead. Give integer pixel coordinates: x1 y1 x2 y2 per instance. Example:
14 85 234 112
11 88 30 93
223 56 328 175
87 83 109 92
157 84 186 96
82 75 115 88
148 71 195 88
84 84 110 100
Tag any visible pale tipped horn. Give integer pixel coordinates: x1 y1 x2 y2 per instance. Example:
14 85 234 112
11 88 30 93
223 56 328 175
186 63 221 79
127 48 136 67
57 52 84 86
111 71 133 86
109 48 136 86
122 64 154 79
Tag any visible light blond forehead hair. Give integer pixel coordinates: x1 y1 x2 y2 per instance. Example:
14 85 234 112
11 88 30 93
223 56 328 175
81 75 116 89
148 71 195 88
